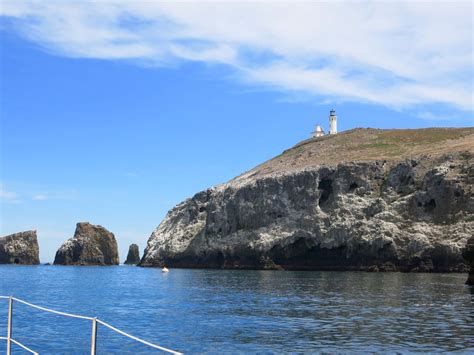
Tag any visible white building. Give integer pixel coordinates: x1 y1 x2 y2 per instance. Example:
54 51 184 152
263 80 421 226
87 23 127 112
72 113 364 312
312 124 325 138
311 110 338 138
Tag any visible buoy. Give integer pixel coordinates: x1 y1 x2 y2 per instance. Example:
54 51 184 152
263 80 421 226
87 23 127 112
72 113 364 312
162 267 169 273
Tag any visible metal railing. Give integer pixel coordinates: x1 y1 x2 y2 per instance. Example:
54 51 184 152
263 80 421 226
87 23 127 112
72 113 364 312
0 296 182 354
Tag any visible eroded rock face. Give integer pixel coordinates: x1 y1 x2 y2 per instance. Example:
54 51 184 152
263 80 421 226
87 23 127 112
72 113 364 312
141 153 473 272
0 231 40 265
54 222 119 265
462 236 474 285
124 244 140 265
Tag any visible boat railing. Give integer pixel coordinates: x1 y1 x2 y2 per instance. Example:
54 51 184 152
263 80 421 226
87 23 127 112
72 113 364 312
0 295 182 354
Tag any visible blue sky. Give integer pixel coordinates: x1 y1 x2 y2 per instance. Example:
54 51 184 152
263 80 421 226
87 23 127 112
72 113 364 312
1 1 473 262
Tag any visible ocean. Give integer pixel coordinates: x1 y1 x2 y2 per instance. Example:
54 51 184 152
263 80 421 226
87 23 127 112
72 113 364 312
0 265 472 353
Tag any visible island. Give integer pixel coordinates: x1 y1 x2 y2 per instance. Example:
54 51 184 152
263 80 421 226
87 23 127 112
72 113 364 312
140 127 473 271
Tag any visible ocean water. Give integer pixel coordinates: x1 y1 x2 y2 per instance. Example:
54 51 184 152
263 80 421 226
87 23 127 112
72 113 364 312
0 265 472 354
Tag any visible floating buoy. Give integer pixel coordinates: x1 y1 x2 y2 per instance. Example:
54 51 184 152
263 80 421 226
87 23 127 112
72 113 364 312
162 267 169 273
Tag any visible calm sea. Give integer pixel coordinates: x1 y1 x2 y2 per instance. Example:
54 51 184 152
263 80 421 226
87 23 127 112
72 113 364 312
0 265 472 353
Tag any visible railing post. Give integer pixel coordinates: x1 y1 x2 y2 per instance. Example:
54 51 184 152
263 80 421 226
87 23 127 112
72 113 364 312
6 296 13 355
90 317 97 355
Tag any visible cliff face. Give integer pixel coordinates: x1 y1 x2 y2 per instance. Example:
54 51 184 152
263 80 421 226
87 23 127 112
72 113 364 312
141 128 474 271
54 222 119 265
0 231 40 265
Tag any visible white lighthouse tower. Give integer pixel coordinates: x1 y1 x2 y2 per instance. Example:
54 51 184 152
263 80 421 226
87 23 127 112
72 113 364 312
329 109 337 135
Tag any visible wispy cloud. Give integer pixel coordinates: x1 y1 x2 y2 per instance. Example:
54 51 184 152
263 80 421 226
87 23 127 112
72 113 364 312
30 189 79 201
415 110 469 122
1 1 472 114
0 184 22 204
124 172 139 178
0 182 78 203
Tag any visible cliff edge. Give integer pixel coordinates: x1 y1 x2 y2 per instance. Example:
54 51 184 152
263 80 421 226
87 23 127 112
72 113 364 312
141 128 474 271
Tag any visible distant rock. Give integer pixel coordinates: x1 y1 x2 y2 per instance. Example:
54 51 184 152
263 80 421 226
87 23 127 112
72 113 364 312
54 222 119 265
141 128 474 271
0 231 40 265
124 244 140 265
462 236 474 285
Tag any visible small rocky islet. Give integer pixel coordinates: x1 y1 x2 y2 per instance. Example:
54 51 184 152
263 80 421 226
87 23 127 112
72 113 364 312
0 230 40 265
124 244 140 265
54 222 119 265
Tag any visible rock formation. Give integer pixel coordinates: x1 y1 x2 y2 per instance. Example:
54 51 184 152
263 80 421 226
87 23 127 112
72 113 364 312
54 222 119 265
462 236 474 285
124 244 140 265
0 230 40 265
140 128 474 271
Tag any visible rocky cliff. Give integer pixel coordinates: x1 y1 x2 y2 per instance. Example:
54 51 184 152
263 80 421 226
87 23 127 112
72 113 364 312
0 230 40 264
141 128 474 271
54 222 119 265
124 244 140 264
462 236 474 285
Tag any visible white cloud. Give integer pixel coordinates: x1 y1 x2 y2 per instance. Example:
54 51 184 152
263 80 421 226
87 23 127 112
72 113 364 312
0 184 22 203
1 0 472 113
0 183 78 203
125 172 139 178
34 189 79 201
415 110 468 122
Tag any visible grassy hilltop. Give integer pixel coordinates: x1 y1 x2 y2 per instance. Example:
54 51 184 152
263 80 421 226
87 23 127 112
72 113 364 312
240 127 474 179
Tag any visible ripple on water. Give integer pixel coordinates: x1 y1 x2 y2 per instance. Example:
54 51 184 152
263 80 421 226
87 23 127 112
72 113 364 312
0 266 472 353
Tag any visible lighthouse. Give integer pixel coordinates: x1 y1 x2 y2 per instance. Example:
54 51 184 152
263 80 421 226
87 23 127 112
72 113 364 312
310 110 339 138
329 109 337 135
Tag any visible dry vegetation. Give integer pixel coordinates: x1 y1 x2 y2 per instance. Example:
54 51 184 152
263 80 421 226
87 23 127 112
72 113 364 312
238 127 474 180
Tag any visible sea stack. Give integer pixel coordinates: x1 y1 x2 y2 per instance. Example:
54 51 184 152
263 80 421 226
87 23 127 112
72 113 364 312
462 236 474 285
54 222 119 265
141 128 474 271
124 244 140 265
0 230 40 265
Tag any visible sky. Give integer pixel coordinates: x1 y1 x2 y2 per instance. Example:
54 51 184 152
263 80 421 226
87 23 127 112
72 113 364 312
1 1 473 263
